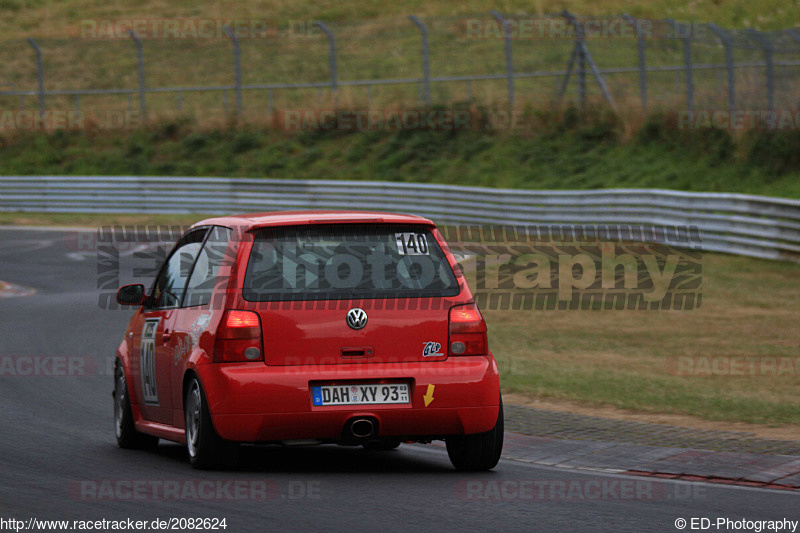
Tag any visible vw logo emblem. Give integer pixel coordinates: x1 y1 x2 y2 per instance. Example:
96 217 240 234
346 308 368 330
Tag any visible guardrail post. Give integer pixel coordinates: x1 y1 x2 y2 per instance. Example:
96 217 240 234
27 38 44 114
623 14 647 113
707 24 735 113
747 29 775 112
128 30 147 123
490 10 514 113
314 21 338 99
667 19 694 112
222 26 243 115
408 15 431 106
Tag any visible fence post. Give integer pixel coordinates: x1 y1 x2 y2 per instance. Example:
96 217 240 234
490 10 514 113
623 14 647 113
222 26 242 115
707 23 735 114
574 16 586 108
128 30 147 123
667 19 693 111
408 15 431 107
747 29 775 112
27 38 44 114
314 21 338 97
563 10 616 111
557 45 578 103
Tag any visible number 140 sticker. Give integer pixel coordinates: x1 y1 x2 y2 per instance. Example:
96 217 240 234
395 233 429 255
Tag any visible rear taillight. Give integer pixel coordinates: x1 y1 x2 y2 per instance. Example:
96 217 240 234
214 310 263 363
448 303 488 356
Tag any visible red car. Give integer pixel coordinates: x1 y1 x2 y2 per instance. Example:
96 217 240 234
113 211 503 470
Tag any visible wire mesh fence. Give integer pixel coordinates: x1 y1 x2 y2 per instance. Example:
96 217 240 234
0 12 798 126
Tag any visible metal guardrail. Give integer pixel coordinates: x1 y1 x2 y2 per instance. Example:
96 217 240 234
1 176 799 261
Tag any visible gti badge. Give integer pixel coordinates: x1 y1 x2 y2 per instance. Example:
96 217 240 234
346 308 368 330
422 341 443 357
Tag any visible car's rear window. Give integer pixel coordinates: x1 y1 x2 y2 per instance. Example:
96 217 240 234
242 224 460 301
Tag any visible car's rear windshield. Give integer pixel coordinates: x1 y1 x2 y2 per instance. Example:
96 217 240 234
242 224 460 301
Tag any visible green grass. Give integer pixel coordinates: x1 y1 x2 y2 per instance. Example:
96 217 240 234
2 111 800 197
2 0 797 37
488 252 800 426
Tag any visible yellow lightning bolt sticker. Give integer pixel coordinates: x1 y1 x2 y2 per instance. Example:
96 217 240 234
423 384 435 407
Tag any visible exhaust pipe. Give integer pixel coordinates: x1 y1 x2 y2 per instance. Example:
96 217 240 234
349 418 375 439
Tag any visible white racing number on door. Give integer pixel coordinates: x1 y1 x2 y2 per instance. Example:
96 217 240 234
140 318 160 405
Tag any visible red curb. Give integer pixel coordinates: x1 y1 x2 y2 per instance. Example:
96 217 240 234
622 470 800 490
706 478 737 485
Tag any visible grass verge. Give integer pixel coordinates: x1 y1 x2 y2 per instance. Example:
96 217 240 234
2 112 800 197
489 252 800 426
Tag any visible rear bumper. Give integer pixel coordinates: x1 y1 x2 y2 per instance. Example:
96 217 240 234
194 356 500 442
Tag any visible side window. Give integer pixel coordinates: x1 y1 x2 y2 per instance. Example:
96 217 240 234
183 226 234 307
150 228 208 309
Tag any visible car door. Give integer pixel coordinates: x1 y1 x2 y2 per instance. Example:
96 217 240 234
134 227 208 424
166 226 234 427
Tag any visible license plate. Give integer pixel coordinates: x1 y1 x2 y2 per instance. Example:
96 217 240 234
311 383 410 406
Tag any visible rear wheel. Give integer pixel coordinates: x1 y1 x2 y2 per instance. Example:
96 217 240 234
185 376 237 469
114 363 158 450
446 396 504 471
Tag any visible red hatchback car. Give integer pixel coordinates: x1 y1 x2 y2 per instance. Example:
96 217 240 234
113 211 503 470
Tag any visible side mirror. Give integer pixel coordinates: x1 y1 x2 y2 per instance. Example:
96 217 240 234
117 284 145 306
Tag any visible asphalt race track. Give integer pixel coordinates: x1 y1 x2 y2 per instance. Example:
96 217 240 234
1 227 798 533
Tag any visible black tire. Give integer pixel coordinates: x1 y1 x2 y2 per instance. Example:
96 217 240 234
114 363 158 450
446 396 504 471
363 438 402 451
184 376 238 469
